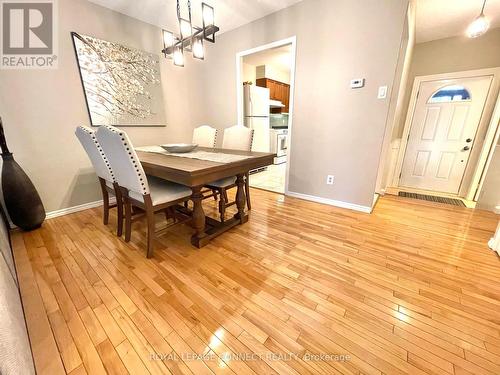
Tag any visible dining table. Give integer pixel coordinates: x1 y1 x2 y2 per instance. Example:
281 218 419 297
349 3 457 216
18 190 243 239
136 146 275 248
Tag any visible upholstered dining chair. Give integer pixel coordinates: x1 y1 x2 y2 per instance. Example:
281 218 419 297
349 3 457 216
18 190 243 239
192 125 219 202
95 125 192 258
75 126 123 236
192 125 218 148
205 125 254 222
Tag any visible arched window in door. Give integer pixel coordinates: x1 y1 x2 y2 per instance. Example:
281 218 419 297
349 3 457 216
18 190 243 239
428 85 471 103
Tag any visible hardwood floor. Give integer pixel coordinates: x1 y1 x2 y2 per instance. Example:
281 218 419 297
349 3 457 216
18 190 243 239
12 189 500 375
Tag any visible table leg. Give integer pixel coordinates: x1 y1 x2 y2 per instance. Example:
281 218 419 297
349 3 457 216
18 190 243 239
234 174 248 223
190 186 207 247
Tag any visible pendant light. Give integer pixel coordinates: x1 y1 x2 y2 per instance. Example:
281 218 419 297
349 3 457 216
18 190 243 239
466 0 490 38
161 1 219 66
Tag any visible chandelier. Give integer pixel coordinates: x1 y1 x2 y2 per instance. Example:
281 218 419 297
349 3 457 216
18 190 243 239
161 1 219 67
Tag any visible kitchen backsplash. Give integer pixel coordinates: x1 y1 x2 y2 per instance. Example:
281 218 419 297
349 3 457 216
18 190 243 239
270 113 289 128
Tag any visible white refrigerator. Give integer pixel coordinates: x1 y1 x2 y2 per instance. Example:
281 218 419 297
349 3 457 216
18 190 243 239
243 85 270 152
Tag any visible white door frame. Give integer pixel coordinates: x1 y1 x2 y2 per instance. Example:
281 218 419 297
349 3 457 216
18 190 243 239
235 36 297 195
392 67 500 200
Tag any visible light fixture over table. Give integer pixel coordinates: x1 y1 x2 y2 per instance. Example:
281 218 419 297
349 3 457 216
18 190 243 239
466 0 490 38
162 0 219 67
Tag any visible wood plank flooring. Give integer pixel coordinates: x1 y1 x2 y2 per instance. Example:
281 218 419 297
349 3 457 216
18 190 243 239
12 189 500 374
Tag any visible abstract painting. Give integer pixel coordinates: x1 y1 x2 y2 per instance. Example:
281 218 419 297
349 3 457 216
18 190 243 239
71 32 166 127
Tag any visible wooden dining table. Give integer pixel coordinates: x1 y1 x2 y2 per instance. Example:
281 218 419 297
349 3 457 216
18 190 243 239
136 147 275 247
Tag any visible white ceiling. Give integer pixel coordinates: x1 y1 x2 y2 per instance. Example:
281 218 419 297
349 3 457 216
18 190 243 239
416 0 500 43
88 0 500 44
242 44 292 72
87 0 303 35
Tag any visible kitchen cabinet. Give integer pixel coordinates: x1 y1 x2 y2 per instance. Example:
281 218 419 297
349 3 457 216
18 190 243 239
256 78 290 113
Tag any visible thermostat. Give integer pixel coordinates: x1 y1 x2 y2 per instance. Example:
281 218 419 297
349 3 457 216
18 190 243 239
350 78 365 88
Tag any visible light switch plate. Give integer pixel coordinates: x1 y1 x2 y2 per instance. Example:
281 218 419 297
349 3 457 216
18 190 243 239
377 86 388 99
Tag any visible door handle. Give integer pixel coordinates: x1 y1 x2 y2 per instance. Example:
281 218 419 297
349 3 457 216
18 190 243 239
466 138 472 143
463 146 470 151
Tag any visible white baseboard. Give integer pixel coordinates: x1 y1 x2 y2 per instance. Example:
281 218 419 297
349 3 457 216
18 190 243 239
46 197 116 220
286 191 372 213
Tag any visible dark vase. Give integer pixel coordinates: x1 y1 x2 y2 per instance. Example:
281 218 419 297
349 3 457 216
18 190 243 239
0 117 45 230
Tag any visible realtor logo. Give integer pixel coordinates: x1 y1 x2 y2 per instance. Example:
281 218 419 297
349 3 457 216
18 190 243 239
1 0 58 69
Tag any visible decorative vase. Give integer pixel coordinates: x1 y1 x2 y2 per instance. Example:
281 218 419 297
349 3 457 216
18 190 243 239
0 117 45 230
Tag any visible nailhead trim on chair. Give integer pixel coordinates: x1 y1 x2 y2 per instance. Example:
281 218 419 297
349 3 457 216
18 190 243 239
103 125 149 195
213 129 218 148
78 126 116 183
250 129 255 150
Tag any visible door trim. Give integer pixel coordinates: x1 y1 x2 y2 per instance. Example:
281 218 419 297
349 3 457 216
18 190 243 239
474 92 500 201
392 67 500 199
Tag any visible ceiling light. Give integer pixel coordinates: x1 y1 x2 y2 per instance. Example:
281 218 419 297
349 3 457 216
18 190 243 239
173 46 184 67
180 18 192 39
161 1 219 66
466 0 490 38
192 36 204 60
162 30 175 57
202 3 214 27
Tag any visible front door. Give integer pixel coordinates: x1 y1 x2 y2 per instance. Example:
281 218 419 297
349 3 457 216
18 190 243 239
400 76 492 194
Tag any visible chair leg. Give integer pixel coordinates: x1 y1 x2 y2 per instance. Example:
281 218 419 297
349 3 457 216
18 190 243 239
145 198 155 259
245 173 251 210
218 188 226 223
99 178 110 225
170 207 178 223
124 198 132 242
114 184 123 237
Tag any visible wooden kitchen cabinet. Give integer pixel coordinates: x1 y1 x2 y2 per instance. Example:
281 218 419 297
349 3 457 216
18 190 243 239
256 78 290 113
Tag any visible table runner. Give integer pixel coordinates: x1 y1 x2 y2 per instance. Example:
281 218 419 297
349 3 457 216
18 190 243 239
135 145 253 163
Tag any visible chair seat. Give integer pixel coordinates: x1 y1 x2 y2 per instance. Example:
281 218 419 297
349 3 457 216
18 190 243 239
129 176 191 206
206 176 237 188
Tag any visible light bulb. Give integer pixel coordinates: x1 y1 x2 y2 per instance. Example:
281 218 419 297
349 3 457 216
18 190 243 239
193 38 204 59
173 47 184 66
180 19 192 38
202 3 214 26
466 14 490 38
162 30 174 47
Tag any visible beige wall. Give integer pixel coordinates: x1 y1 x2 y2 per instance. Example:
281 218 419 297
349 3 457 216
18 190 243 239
396 27 500 140
0 0 205 212
0 0 408 213
255 65 291 84
376 2 415 193
195 0 408 208
242 62 256 84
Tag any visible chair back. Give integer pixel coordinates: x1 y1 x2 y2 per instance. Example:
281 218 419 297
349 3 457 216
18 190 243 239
75 126 115 183
95 125 149 196
192 125 218 148
222 125 254 151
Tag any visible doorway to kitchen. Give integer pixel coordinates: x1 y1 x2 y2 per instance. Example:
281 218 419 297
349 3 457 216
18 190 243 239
236 37 296 195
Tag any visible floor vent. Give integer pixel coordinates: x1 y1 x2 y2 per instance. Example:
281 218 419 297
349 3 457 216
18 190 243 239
398 192 466 207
